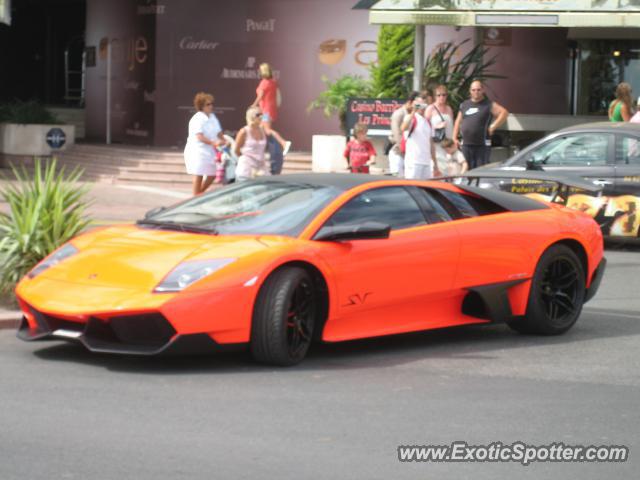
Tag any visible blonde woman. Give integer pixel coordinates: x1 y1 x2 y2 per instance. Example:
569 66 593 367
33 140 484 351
234 106 269 182
184 92 227 195
425 84 455 176
251 62 291 174
609 82 633 122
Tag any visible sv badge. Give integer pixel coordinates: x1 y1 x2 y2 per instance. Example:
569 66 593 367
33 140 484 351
342 292 372 307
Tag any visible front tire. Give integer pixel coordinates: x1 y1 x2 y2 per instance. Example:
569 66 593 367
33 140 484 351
508 245 585 335
251 267 316 366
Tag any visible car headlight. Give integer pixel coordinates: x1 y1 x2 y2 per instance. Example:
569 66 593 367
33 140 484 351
154 258 236 293
28 243 79 279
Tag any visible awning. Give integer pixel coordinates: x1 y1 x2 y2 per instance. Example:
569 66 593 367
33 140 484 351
0 0 10 26
369 0 640 27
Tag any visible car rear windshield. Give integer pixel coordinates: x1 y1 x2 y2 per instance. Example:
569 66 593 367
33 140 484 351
143 181 339 237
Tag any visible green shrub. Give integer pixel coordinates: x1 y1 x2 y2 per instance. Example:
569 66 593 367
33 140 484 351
370 24 414 98
0 158 90 293
307 74 373 134
0 99 59 124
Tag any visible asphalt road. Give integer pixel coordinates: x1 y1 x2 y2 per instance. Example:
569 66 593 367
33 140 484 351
1 249 639 480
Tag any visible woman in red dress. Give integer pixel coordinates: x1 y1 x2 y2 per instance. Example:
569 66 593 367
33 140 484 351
252 63 291 172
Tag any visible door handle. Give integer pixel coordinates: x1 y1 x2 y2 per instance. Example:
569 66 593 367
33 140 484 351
593 179 612 186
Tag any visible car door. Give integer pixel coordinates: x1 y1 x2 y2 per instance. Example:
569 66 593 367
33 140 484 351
513 132 617 196
608 134 640 237
313 186 461 341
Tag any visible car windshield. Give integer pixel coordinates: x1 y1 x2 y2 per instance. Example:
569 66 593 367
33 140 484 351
140 181 339 237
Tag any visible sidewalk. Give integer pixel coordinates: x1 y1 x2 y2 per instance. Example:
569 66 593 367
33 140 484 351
0 309 20 329
0 178 195 328
0 177 192 223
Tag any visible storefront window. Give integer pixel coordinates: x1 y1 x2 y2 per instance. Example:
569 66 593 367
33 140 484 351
577 40 640 115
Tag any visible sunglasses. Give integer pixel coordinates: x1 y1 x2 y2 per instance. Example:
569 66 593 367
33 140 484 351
254 112 263 117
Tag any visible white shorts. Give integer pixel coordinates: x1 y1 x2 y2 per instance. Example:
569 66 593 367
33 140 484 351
388 148 404 176
405 163 432 180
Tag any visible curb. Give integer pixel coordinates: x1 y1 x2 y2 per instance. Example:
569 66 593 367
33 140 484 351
0 312 21 330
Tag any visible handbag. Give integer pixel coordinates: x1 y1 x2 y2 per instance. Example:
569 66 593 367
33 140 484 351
432 105 447 143
399 116 418 154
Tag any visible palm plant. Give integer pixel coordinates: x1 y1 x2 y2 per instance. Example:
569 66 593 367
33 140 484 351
423 39 506 111
0 158 91 293
307 74 372 135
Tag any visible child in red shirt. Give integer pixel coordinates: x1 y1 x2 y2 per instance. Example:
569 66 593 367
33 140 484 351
344 122 376 173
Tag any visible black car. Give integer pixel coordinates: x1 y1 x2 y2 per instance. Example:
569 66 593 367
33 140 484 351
476 122 640 239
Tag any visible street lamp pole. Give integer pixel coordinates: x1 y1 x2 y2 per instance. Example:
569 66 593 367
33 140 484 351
106 40 112 145
413 25 425 92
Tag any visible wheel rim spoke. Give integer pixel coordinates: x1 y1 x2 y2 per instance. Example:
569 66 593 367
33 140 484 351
285 281 314 357
540 257 580 322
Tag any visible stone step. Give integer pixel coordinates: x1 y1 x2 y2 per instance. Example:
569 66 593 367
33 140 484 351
51 143 313 186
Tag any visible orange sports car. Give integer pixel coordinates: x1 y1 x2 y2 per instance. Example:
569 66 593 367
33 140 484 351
16 174 606 366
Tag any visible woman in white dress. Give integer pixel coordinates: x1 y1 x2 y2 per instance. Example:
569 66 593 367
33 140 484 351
184 92 227 195
424 84 454 176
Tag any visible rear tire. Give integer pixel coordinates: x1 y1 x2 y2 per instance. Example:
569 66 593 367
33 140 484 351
251 267 316 366
507 244 585 335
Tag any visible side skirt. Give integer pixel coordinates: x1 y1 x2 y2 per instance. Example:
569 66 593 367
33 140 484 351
462 279 529 324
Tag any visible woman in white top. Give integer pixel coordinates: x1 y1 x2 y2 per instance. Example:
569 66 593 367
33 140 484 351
234 106 269 181
401 95 439 180
184 92 227 195
424 84 455 176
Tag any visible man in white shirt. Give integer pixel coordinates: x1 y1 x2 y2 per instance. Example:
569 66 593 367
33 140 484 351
388 92 419 176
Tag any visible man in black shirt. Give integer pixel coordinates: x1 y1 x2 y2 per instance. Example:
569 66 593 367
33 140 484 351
452 80 508 169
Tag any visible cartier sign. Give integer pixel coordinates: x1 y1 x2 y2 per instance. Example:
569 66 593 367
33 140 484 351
179 36 220 51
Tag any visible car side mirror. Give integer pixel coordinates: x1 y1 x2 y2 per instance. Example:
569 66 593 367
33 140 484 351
526 158 545 171
144 206 167 219
314 221 391 242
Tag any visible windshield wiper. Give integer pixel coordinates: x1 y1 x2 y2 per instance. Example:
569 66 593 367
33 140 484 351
136 219 218 235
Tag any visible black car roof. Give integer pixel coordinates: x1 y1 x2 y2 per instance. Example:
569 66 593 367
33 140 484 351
250 173 550 212
556 121 640 135
254 173 401 191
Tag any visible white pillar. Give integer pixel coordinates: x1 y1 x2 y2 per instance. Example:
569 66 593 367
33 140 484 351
413 24 425 92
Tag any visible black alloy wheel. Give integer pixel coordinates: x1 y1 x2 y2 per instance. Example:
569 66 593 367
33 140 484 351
251 266 317 366
507 244 585 335
539 257 580 324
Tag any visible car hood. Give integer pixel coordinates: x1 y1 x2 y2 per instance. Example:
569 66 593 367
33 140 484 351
33 225 270 290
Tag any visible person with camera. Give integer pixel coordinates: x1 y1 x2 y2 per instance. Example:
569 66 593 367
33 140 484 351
425 84 454 177
387 92 419 177
401 95 440 180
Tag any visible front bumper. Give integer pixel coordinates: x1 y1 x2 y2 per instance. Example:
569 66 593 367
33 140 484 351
16 307 242 355
585 257 607 303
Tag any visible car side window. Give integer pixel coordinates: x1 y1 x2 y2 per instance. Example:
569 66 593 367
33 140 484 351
412 188 452 223
428 189 508 219
523 134 610 167
617 136 640 165
326 187 426 231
